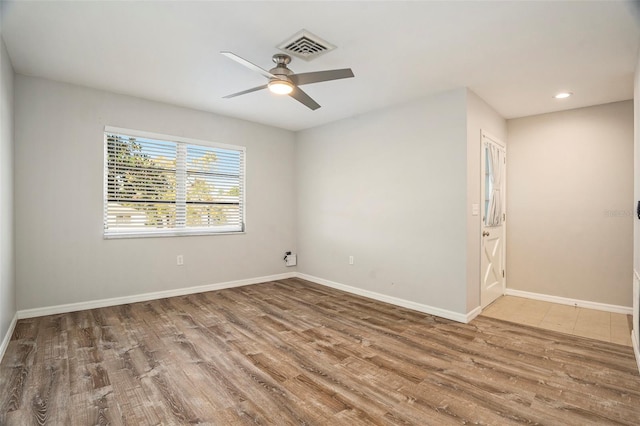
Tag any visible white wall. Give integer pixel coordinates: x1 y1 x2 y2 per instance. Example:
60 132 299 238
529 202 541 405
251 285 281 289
0 37 16 340
507 101 633 306
296 89 471 315
13 72 629 322
14 75 296 310
465 90 507 311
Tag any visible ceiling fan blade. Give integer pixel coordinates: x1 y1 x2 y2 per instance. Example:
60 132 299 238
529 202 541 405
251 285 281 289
223 84 268 99
220 51 276 79
289 87 321 110
290 69 354 86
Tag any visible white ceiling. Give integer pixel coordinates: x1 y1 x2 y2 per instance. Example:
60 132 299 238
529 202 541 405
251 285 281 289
1 1 638 131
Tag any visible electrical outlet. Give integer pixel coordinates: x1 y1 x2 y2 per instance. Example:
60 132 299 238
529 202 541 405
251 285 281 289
285 253 297 267
177 255 184 266
349 256 354 265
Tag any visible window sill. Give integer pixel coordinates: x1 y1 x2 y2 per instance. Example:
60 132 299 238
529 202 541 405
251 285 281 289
104 229 245 239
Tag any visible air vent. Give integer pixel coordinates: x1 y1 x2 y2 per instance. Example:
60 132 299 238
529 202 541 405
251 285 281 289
277 30 336 61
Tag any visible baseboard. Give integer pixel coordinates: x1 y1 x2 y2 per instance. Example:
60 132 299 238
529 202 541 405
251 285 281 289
17 272 297 320
0 313 18 363
466 306 482 322
505 288 632 315
633 331 640 375
296 273 473 323
14 270 485 325
633 271 639 374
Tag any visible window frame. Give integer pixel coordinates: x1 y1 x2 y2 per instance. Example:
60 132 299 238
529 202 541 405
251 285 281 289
103 126 246 239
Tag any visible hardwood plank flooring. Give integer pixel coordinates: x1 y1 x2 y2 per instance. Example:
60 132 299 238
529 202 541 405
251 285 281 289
1 278 639 425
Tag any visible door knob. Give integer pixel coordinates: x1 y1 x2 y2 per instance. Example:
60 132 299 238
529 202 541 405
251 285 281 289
482 231 490 237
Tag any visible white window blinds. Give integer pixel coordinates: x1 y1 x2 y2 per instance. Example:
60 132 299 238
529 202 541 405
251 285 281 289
104 128 245 237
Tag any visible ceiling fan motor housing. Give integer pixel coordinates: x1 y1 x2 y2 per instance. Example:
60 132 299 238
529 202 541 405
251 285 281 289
272 53 291 65
270 54 293 80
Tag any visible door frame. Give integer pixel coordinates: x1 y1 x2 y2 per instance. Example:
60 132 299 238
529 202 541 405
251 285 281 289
480 130 507 308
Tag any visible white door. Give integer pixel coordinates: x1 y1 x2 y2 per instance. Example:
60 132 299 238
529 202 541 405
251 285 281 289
481 132 506 308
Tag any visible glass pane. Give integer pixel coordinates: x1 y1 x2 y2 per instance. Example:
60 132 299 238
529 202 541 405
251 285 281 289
484 146 492 225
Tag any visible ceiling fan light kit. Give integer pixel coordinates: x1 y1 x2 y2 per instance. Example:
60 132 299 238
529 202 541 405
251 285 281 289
268 79 294 95
221 50 354 110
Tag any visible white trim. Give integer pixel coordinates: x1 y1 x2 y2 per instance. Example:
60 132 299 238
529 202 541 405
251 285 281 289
104 229 245 240
632 330 640 375
16 271 478 324
296 273 474 323
17 273 296 319
0 313 18 363
466 306 482 322
633 269 639 368
505 288 632 315
481 130 506 149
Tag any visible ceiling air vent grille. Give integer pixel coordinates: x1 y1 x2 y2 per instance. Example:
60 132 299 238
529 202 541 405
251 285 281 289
278 30 336 61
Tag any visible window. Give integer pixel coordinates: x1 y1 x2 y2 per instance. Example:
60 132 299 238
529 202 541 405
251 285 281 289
104 127 245 238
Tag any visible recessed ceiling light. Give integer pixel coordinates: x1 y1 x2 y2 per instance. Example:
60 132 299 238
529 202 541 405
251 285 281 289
554 92 572 99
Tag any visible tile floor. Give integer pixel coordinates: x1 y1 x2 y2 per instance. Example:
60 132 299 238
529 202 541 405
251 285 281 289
481 296 633 346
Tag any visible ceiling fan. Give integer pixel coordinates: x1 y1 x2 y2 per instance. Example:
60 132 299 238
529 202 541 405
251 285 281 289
221 51 354 110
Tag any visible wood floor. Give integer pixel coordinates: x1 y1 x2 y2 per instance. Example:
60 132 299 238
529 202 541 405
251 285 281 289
1 278 639 425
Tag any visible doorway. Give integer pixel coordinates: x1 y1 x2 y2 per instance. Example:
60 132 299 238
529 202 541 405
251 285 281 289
480 131 506 308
